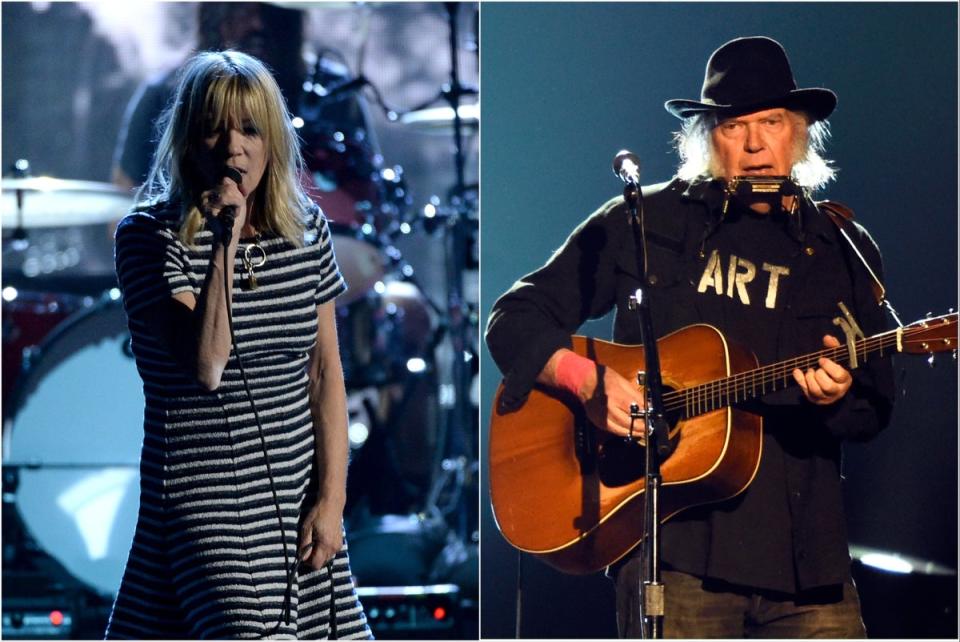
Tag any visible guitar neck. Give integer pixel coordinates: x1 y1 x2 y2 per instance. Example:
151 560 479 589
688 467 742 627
666 328 902 419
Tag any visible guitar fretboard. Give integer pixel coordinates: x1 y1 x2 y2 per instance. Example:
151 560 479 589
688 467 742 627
662 329 904 419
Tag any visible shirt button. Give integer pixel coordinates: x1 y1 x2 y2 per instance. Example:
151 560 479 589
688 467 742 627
647 274 658 285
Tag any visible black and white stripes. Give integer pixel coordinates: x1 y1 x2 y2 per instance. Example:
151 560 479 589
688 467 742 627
106 204 370 639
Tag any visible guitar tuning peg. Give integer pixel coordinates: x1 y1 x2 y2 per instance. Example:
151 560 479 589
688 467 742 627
925 311 933 318
927 353 936 368
953 349 958 361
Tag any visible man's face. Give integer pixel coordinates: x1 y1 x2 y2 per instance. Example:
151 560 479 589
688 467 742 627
710 107 801 180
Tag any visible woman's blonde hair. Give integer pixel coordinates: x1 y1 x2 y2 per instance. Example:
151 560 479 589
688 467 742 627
137 50 309 246
673 109 837 191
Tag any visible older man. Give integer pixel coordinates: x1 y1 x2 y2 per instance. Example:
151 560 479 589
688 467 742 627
486 36 895 638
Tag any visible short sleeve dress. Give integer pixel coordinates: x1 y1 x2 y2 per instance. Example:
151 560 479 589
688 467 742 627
105 203 371 640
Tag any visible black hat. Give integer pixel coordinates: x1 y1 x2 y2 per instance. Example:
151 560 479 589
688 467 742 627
664 36 836 121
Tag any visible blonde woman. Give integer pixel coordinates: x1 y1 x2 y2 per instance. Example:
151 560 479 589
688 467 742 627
106 51 370 639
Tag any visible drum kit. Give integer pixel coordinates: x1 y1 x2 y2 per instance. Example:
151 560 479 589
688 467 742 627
0 17 480 627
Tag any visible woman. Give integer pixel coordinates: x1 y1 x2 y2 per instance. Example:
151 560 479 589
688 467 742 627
106 50 371 639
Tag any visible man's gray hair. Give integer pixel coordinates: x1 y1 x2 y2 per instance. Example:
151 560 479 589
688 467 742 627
673 110 837 190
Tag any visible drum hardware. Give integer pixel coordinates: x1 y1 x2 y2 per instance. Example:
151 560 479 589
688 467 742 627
399 103 479 132
382 3 478 548
1 171 131 295
297 48 408 236
8 159 31 250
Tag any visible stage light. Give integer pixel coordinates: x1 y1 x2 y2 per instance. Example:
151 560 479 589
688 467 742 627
406 358 427 373
860 553 913 574
348 422 370 447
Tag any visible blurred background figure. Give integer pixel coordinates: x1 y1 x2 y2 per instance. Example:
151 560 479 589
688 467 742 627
2 2 479 639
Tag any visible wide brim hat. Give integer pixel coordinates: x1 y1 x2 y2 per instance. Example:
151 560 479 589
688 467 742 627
665 36 836 121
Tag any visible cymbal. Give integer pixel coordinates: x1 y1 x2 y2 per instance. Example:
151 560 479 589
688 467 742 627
2 177 133 228
399 103 479 132
849 543 957 576
268 1 387 9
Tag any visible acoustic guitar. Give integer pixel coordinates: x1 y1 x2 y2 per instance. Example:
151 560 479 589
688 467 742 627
488 312 957 575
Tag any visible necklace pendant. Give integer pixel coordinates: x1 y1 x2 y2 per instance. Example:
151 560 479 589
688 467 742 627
241 236 266 291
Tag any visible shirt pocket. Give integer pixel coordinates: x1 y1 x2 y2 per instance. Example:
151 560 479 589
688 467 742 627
615 230 688 290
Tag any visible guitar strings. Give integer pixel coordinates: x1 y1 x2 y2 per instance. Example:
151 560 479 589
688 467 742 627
659 333 900 415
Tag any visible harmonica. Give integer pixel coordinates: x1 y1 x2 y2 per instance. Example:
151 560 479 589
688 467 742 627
725 175 799 197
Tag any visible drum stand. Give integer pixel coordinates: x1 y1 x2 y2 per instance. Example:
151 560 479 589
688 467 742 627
405 2 479 540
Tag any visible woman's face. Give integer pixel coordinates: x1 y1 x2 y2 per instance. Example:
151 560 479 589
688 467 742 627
193 114 268 200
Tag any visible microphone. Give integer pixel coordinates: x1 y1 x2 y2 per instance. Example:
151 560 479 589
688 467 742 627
219 167 243 242
613 150 641 185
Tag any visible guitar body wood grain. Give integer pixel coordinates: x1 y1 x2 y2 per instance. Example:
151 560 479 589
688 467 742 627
489 324 763 574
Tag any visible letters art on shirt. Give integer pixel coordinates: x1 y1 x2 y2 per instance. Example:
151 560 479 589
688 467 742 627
696 249 790 309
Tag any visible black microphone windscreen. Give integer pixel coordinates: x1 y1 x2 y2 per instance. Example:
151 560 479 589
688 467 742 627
224 167 242 185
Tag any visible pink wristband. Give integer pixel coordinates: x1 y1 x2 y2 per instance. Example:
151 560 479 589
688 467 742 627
555 351 596 397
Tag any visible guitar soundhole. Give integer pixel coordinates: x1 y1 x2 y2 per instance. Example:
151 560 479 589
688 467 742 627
597 438 646 486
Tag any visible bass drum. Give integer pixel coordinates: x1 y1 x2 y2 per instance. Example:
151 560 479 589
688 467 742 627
3 297 143 597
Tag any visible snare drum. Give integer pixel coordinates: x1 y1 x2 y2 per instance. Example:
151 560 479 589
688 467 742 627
4 297 143 597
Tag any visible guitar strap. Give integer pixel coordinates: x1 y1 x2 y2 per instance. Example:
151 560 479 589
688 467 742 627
817 200 886 307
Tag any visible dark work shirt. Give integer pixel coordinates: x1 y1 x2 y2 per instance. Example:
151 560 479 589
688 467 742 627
485 178 895 594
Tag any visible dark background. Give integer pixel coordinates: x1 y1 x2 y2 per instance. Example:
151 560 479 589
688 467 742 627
480 3 958 637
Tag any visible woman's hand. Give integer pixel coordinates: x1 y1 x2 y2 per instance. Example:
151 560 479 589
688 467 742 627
200 174 246 242
298 499 344 571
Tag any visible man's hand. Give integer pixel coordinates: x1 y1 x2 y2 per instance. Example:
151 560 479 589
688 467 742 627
792 334 853 405
581 366 646 441
545 349 645 440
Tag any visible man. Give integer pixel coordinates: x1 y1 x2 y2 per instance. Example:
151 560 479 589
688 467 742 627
486 36 894 638
112 2 371 197
112 3 307 190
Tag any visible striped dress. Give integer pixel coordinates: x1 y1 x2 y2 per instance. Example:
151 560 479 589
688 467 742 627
105 203 371 639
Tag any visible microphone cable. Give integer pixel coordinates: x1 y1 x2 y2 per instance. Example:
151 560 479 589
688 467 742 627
216 225 298 630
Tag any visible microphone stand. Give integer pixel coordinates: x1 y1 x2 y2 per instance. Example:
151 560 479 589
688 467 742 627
621 177 672 639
